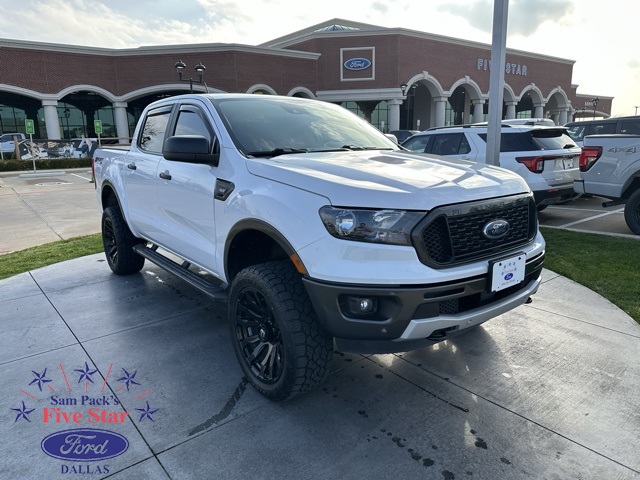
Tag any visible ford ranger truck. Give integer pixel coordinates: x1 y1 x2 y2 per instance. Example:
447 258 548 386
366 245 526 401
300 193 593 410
93 94 545 400
575 134 640 234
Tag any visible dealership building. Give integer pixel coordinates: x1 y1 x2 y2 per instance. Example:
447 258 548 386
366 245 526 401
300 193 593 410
0 18 612 142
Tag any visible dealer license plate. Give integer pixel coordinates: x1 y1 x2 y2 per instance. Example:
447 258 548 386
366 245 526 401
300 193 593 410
490 254 526 292
562 157 575 169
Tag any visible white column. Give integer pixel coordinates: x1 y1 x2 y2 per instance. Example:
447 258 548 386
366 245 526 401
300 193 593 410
534 103 544 118
388 99 402 132
42 100 61 140
551 113 560 125
505 101 517 119
558 108 568 126
114 102 130 144
463 100 471 124
472 100 485 123
434 97 447 127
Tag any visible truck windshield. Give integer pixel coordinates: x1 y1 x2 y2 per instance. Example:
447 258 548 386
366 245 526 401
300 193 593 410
212 96 397 157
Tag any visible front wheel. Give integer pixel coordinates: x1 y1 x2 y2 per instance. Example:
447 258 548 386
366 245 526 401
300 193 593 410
229 260 333 401
101 206 146 274
624 189 640 234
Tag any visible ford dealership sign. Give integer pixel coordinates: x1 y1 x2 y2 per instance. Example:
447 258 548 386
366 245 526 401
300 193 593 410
344 58 371 71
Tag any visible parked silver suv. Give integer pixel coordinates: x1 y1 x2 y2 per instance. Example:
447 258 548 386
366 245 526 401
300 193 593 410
402 124 581 209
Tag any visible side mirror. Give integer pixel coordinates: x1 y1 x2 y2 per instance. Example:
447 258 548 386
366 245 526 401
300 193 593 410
163 135 219 166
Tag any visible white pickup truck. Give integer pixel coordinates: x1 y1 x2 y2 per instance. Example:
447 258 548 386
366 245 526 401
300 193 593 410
574 134 640 233
93 94 545 400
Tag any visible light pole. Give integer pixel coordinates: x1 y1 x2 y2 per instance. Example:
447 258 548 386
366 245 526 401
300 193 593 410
635 106 639 116
174 60 206 93
400 82 418 129
591 97 599 120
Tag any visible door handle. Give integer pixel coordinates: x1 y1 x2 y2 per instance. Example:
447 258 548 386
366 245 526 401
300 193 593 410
127 163 137 170
159 171 172 180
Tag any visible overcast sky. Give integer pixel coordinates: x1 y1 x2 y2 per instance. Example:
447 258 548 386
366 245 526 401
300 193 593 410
0 0 637 116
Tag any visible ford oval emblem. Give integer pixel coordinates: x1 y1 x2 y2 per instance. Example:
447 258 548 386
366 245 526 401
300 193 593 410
41 428 129 462
483 219 510 239
344 58 372 71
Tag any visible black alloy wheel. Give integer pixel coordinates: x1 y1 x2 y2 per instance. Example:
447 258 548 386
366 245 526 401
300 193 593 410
229 260 333 401
234 287 284 383
101 206 145 274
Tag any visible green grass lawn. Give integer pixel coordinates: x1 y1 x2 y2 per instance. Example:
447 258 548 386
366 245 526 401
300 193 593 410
539 227 640 323
0 233 103 280
0 228 638 324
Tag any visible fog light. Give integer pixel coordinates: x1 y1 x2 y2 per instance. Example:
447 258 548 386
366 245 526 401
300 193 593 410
347 296 377 316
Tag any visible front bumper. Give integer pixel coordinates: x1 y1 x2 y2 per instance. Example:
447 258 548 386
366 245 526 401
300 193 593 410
302 252 544 354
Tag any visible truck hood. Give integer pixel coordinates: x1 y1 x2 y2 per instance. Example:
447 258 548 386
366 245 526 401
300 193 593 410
245 150 529 210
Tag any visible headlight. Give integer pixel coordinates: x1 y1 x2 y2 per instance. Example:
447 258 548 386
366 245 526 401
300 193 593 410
319 206 425 246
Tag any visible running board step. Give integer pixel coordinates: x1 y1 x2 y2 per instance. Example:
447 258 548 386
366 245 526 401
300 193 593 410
133 244 228 301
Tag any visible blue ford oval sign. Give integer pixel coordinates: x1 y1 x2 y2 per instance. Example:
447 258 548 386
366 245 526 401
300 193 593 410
344 58 371 71
483 219 510 239
41 428 129 462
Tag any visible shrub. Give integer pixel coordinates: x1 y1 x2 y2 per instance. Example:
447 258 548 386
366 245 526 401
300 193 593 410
0 157 92 172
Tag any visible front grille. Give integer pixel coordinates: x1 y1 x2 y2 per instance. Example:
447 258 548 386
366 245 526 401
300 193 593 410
413 194 537 268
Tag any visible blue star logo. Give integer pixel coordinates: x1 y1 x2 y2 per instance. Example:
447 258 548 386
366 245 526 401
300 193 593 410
117 368 141 391
11 401 35 422
74 362 98 383
29 368 52 391
135 401 158 422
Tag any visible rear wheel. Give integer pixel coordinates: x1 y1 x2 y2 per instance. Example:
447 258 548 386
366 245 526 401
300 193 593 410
229 260 333 400
624 189 640 234
101 206 145 274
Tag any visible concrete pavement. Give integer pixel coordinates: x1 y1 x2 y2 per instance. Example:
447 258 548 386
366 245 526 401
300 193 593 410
1 168 639 479
1 258 639 479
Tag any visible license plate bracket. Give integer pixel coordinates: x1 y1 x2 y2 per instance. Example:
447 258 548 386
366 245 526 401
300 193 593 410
490 254 526 292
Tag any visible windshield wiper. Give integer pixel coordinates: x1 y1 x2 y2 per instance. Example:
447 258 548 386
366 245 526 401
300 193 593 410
247 148 308 157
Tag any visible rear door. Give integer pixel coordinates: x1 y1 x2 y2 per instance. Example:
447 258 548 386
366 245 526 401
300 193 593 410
123 105 172 238
425 133 473 161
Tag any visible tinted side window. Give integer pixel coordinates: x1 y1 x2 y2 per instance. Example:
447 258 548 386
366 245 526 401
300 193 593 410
566 125 586 141
586 123 615 135
173 109 215 150
459 134 471 154
428 133 465 155
402 135 430 153
619 120 640 135
478 132 538 152
139 110 171 154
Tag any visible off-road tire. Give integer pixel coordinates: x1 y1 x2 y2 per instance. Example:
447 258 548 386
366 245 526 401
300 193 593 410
229 260 333 401
624 189 640 234
101 206 146 274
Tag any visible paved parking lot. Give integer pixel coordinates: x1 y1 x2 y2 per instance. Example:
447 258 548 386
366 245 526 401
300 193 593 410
1 168 639 479
0 169 98 254
539 195 634 237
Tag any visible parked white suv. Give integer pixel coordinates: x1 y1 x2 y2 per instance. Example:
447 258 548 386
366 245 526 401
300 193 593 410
402 125 581 209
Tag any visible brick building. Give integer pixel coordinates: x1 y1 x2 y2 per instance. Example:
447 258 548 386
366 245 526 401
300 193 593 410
0 18 612 142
